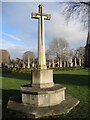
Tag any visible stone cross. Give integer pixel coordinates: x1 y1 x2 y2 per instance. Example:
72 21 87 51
31 5 51 69
52 59 54 68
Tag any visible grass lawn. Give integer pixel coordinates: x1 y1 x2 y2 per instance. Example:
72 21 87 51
2 69 89 119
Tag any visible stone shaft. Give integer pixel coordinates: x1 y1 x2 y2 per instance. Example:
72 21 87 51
31 69 54 88
38 14 46 69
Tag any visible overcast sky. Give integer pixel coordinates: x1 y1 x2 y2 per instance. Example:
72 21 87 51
1 1 88 59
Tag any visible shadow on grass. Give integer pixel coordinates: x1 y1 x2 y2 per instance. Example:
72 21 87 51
2 89 20 109
2 89 21 119
2 72 31 81
53 74 88 86
2 72 88 86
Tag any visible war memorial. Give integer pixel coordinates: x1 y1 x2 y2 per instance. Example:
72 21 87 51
7 4 80 118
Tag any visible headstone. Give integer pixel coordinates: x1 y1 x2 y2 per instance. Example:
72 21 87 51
15 64 18 68
47 60 50 68
64 61 66 67
47 60 49 68
59 56 62 68
75 57 77 67
67 61 69 67
79 57 81 66
7 64 10 68
58 58 59 67
70 58 73 67
31 60 35 67
22 62 26 68
10 64 13 68
52 59 54 68
27 55 30 68
0 63 1 68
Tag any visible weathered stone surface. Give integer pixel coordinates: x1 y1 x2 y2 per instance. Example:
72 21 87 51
21 84 65 107
32 5 51 69
7 5 80 119
7 94 80 119
31 69 54 88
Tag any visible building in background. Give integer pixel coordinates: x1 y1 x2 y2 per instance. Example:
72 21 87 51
85 31 90 68
0 49 11 68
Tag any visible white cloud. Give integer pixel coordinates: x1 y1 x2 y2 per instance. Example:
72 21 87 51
2 37 37 59
46 11 88 48
1 38 30 59
3 32 21 41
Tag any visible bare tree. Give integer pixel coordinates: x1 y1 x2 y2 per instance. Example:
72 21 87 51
75 47 85 65
62 1 90 27
64 48 74 61
75 47 85 57
46 38 69 61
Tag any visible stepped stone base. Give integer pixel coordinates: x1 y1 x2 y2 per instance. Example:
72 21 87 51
7 69 80 118
21 84 65 107
7 94 80 119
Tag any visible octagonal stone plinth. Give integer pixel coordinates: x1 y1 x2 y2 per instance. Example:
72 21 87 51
21 84 66 107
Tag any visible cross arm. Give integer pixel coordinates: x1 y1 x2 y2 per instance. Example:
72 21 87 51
31 12 40 19
31 12 51 20
44 14 51 20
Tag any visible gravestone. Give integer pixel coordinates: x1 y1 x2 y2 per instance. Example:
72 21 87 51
0 63 1 68
10 64 14 68
59 56 62 68
48 60 51 68
7 4 80 119
58 58 59 67
27 55 30 68
52 59 54 68
75 57 77 67
47 60 51 68
79 57 81 66
64 61 66 67
70 58 73 67
67 61 69 67
22 62 26 68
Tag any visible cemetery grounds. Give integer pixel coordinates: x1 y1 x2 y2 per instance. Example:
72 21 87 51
1 68 89 119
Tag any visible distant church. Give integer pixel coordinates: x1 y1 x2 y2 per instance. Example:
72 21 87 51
85 31 90 68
